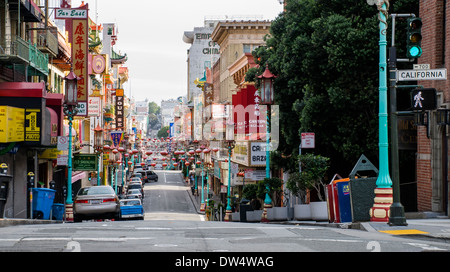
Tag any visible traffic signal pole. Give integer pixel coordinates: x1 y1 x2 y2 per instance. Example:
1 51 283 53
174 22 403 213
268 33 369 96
388 13 417 226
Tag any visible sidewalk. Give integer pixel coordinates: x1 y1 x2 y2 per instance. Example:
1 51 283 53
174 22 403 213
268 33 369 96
183 176 450 242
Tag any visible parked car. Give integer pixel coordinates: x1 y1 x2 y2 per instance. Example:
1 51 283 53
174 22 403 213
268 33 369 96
129 177 143 185
131 173 143 182
73 186 120 222
126 189 142 199
127 183 144 197
119 199 144 220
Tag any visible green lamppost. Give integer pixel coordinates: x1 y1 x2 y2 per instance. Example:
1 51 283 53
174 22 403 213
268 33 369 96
258 64 276 222
63 68 80 222
200 148 211 212
368 0 394 222
93 124 103 186
224 120 235 222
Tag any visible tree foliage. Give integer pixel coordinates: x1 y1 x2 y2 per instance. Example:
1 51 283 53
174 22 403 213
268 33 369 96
249 0 419 177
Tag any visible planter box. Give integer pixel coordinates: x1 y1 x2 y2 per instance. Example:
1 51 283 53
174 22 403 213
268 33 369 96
246 210 263 222
231 212 240 222
266 208 274 220
294 204 311 220
310 201 328 221
274 207 288 221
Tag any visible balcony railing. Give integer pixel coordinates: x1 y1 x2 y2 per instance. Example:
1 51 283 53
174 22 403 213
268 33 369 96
0 35 49 76
36 27 58 57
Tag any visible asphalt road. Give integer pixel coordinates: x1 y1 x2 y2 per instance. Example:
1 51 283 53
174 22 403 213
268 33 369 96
143 170 204 221
1 170 450 255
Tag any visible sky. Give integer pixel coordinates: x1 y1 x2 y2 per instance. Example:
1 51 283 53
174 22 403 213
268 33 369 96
70 0 284 105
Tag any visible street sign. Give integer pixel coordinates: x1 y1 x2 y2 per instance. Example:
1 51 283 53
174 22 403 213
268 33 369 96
301 133 315 149
57 136 69 151
410 88 437 111
413 64 430 70
73 154 98 171
397 68 447 81
57 154 68 166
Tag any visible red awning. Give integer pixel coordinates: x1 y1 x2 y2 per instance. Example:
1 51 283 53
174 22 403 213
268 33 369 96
0 82 46 98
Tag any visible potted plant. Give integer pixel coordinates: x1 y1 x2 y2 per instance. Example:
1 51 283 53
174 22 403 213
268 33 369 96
286 171 311 220
257 177 284 220
297 154 330 221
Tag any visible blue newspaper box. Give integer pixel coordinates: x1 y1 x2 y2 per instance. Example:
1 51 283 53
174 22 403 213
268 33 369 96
32 188 56 219
337 181 352 223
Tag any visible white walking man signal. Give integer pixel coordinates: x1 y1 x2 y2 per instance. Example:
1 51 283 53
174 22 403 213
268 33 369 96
414 91 424 108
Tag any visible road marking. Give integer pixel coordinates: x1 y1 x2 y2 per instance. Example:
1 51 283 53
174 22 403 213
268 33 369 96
406 243 448 251
379 229 429 235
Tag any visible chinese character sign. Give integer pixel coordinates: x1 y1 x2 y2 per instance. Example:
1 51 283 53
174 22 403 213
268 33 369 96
72 19 88 103
116 89 124 130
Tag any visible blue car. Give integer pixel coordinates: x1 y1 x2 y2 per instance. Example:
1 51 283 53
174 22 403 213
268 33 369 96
119 199 144 220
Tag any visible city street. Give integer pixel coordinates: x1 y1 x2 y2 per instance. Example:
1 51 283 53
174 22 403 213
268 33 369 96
0 171 450 255
143 170 204 221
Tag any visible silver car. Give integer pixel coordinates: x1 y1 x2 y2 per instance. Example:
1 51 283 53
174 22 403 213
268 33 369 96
73 186 120 222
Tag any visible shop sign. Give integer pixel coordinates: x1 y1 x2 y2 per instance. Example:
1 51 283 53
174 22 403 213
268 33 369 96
55 8 88 19
115 89 124 129
88 97 101 116
25 109 41 142
0 106 24 143
72 18 88 104
250 142 267 166
73 154 97 171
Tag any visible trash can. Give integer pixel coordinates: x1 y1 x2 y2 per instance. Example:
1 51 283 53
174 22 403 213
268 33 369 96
349 155 378 222
32 188 56 220
239 198 253 222
51 203 65 221
327 174 350 223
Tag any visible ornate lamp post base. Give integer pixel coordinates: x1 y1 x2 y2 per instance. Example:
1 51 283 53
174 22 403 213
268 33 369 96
369 188 393 222
65 203 74 222
261 203 272 223
224 209 232 222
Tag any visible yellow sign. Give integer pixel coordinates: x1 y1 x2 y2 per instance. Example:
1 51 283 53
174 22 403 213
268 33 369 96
25 109 40 142
0 106 25 143
39 148 65 159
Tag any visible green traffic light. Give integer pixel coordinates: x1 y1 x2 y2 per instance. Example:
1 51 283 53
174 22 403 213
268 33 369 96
408 46 422 58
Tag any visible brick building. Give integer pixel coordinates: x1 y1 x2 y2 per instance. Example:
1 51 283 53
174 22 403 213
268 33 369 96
417 0 449 215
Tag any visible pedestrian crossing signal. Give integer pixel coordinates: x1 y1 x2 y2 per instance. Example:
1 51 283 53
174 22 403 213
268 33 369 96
406 17 422 58
410 88 436 111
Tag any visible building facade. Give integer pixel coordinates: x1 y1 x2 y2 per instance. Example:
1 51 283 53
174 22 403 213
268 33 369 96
416 0 450 216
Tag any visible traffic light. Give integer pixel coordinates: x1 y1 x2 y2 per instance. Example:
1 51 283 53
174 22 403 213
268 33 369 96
406 17 422 58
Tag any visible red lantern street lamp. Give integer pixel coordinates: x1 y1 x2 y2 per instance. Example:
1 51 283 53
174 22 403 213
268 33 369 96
257 64 276 105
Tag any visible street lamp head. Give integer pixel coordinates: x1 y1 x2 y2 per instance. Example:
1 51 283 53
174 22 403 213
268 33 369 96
258 64 276 105
64 68 81 106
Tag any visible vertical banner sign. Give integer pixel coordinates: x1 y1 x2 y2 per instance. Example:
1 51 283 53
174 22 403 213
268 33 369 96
110 131 123 147
72 19 88 104
115 89 124 130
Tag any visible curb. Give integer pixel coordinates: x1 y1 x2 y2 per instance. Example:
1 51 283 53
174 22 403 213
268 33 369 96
0 218 62 228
